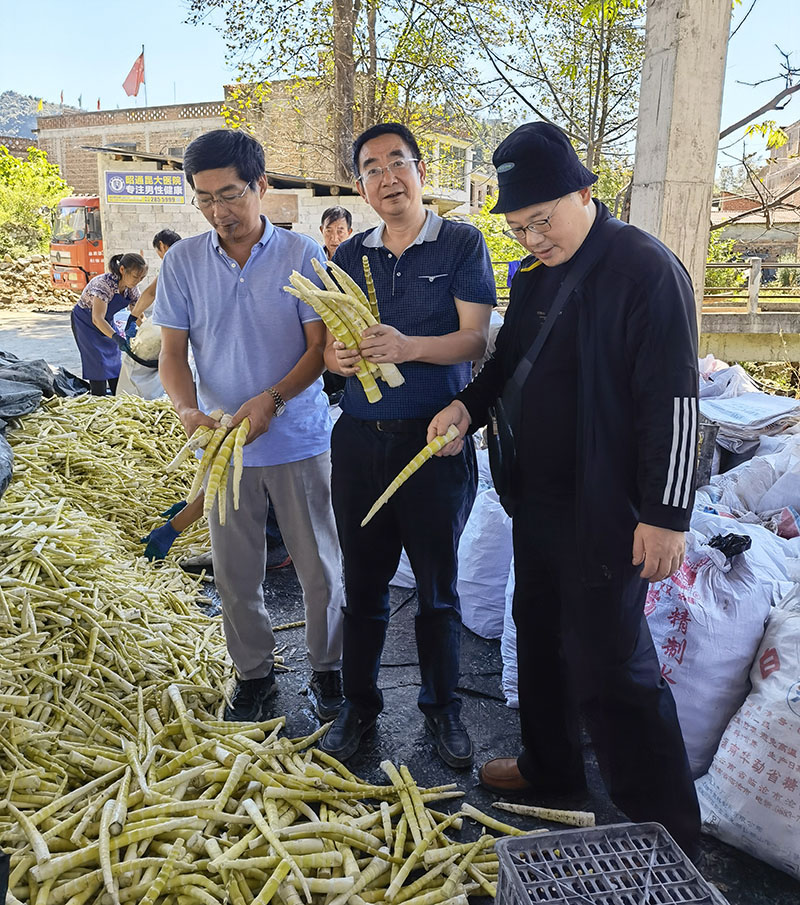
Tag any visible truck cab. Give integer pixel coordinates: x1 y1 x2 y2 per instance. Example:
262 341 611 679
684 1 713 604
50 196 104 289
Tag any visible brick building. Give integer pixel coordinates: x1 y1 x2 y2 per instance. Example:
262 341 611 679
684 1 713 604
763 118 800 206
709 120 800 261
36 102 225 194
0 135 39 159
36 82 476 213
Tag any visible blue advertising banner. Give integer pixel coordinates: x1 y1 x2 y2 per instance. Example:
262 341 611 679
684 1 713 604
105 171 186 204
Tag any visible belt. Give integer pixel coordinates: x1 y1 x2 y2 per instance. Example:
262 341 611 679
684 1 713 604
352 417 429 433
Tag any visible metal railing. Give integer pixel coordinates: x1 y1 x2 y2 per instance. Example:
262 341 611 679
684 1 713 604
491 256 800 313
704 259 800 313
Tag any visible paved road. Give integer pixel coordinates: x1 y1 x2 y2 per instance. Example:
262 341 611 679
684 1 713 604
0 310 82 373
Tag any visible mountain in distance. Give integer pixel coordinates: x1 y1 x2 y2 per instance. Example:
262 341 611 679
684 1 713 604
0 90 81 138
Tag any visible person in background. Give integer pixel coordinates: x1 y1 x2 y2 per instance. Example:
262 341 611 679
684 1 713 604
320 122 495 769
141 499 290 573
320 206 353 259
129 229 182 322
154 129 344 724
427 122 701 857
117 230 183 400
319 207 353 404
71 253 147 396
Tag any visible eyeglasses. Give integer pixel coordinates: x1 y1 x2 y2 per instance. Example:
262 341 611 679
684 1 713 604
357 158 420 184
192 182 253 210
502 197 563 240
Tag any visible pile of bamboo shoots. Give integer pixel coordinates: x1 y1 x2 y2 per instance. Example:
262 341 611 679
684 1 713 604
6 395 209 560
0 395 526 904
286 258 404 403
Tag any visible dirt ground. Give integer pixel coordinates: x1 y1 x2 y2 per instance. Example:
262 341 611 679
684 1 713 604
0 310 82 374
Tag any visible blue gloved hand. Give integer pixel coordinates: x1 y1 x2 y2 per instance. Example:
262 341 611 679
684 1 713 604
160 500 188 520
125 315 138 340
140 520 180 561
112 333 132 355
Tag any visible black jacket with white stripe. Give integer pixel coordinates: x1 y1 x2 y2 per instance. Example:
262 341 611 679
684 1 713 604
459 202 699 584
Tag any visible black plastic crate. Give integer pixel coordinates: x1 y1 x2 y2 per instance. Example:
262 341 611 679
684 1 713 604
495 823 728 905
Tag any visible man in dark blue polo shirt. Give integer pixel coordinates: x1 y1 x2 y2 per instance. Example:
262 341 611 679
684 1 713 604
320 122 496 768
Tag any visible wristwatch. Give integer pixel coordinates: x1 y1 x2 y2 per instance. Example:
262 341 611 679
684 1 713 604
265 386 286 417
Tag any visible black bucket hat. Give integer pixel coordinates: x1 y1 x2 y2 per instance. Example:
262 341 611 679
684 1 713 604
491 122 598 213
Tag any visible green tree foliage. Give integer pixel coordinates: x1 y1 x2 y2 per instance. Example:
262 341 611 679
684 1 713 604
705 230 743 292
0 146 70 257
474 0 645 167
187 0 505 179
471 195 524 300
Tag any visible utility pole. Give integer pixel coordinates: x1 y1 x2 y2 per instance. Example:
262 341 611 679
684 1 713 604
629 0 733 324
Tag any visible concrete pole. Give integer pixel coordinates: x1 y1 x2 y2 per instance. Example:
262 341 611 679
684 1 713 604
629 0 732 323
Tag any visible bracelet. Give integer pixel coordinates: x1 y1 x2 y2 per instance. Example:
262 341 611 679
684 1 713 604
264 386 286 417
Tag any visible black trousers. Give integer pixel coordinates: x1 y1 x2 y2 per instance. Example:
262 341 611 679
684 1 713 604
89 378 118 396
330 413 476 718
512 498 701 855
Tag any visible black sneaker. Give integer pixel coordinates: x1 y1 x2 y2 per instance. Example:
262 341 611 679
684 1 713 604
319 705 376 760
308 670 344 721
223 671 278 722
425 713 474 769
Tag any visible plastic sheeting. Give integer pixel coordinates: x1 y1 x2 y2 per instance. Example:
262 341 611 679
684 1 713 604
0 434 12 501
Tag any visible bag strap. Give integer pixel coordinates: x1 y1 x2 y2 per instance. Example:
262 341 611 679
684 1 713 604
501 216 628 423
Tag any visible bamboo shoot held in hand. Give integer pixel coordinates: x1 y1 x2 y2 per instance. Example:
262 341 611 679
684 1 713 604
361 425 460 527
232 418 250 511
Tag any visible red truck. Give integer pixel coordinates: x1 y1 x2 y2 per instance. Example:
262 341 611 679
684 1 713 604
50 195 104 289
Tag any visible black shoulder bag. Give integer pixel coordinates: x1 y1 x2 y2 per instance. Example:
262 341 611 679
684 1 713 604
488 217 627 516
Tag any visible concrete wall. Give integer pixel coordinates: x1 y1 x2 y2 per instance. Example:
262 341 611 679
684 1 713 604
630 0 732 318
699 331 800 362
96 155 211 276
279 190 380 243
712 221 800 260
38 103 225 194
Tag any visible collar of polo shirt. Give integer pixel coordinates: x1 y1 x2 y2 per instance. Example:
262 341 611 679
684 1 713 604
211 215 273 254
362 209 443 249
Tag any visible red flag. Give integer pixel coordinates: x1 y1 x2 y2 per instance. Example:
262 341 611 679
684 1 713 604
97 98 101 110
60 90 64 105
122 52 145 97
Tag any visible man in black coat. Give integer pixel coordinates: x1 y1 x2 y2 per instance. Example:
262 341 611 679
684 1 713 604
428 122 701 857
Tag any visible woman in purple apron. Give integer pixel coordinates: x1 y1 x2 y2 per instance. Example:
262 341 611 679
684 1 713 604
71 253 148 396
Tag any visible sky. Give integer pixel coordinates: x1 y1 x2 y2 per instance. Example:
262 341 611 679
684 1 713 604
0 0 798 167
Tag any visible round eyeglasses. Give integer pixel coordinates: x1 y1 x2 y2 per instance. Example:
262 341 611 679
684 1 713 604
192 182 253 210
502 197 563 241
357 158 420 184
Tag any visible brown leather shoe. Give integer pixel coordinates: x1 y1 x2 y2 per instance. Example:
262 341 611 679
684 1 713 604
479 757 590 808
479 757 532 793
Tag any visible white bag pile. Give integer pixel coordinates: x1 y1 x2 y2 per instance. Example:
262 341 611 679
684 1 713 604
645 530 775 778
696 587 800 881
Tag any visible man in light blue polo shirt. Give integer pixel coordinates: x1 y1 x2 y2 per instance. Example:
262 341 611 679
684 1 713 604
321 122 496 769
154 130 344 723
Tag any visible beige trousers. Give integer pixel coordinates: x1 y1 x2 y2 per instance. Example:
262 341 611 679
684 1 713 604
209 451 344 680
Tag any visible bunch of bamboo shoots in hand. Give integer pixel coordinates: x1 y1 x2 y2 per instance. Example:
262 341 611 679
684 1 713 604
285 257 404 403
168 410 250 525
